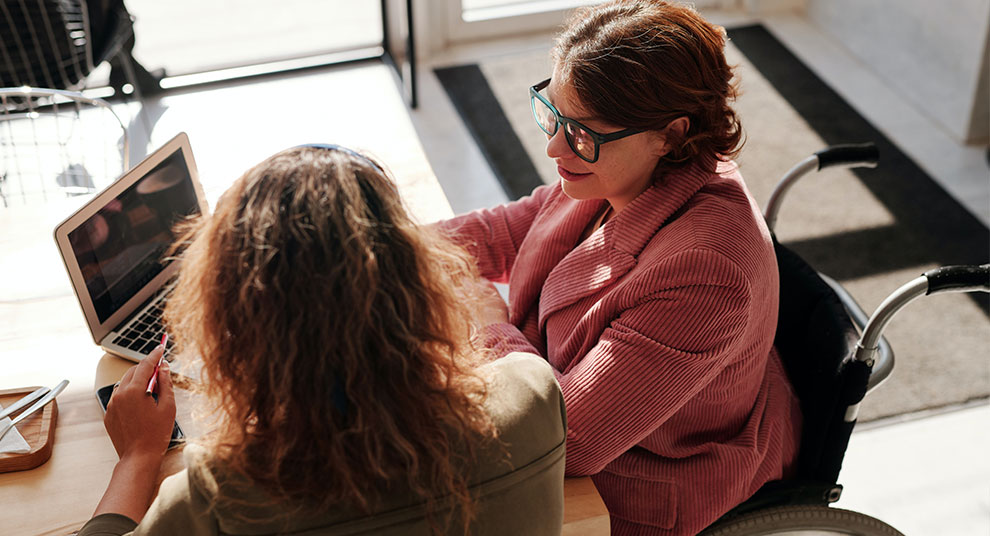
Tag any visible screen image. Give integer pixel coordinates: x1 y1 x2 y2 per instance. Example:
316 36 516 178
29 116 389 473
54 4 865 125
68 150 200 323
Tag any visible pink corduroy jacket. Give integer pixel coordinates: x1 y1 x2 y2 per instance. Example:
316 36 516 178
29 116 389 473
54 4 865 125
440 160 802 536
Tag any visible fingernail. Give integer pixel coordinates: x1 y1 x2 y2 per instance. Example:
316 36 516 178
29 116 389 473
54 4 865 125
156 344 165 351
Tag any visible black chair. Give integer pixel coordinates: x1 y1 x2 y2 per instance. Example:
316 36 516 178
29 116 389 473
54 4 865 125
702 260 989 535
731 237 869 507
702 144 990 535
701 144 904 535
0 0 158 101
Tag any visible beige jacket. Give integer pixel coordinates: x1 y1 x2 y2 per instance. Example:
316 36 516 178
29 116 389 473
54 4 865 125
78 353 566 536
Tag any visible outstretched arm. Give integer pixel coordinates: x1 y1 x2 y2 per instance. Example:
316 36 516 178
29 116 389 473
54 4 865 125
93 346 177 523
438 184 554 283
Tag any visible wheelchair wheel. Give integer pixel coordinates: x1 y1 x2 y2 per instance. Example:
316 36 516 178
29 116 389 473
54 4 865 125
699 505 905 536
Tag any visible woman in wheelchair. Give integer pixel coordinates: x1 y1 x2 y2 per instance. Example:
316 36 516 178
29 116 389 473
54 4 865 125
77 146 567 535
439 1 802 534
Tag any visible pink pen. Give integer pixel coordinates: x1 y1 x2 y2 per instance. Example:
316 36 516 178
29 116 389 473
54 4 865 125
146 333 168 395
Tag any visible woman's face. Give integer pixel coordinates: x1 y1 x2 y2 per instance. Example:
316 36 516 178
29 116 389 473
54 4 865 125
544 72 669 213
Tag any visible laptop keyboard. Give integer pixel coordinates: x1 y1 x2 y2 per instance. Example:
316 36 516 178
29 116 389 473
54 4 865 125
111 292 175 358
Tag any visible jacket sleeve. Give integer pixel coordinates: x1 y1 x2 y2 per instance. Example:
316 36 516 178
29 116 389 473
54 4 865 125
556 249 753 476
76 514 138 536
480 321 545 358
74 470 216 536
130 469 218 536
437 184 555 283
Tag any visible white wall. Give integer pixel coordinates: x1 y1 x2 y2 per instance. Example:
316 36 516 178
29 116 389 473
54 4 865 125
743 0 806 15
806 0 990 144
414 0 742 60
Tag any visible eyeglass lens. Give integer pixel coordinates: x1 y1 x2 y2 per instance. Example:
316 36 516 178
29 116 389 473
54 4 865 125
564 123 596 161
532 94 597 161
532 95 557 135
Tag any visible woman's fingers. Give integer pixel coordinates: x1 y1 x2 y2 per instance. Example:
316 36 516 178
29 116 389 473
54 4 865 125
103 353 177 459
137 347 164 381
155 361 177 417
109 349 169 410
117 363 137 386
119 349 164 389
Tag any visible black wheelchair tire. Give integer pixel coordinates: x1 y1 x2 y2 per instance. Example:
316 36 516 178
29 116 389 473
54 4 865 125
699 505 905 536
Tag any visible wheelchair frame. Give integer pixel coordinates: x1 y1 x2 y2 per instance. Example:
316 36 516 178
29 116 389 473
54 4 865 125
700 143 990 536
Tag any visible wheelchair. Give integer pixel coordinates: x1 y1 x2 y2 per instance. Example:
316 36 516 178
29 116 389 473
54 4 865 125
699 143 990 535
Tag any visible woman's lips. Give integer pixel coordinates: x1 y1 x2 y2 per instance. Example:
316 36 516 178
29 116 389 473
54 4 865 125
557 166 591 182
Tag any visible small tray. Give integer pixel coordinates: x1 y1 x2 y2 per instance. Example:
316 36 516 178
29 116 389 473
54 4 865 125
0 386 58 473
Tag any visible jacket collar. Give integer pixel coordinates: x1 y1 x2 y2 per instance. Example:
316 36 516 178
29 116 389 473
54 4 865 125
536 161 717 327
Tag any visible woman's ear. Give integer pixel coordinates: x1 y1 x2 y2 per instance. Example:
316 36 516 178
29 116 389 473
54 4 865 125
654 116 691 157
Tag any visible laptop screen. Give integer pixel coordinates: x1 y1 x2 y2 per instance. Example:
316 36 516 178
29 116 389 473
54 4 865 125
67 149 201 323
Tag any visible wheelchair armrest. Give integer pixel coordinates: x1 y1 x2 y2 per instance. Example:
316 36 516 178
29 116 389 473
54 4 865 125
818 273 894 394
851 264 989 389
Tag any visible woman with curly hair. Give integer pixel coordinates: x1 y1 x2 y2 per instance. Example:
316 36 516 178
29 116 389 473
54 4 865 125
440 1 802 534
78 145 567 535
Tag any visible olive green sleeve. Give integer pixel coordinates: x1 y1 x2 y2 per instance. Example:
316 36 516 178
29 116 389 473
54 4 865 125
76 513 138 536
130 468 218 536
77 467 217 536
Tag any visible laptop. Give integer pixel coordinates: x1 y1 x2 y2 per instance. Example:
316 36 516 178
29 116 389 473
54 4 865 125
54 132 209 363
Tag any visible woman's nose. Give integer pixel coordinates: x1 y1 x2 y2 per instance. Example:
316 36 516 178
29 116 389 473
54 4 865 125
546 127 573 160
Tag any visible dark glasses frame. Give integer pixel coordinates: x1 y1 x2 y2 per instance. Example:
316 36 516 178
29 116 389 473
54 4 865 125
529 78 643 163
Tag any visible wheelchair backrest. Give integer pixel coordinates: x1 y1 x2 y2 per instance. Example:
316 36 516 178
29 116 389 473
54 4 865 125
773 239 869 484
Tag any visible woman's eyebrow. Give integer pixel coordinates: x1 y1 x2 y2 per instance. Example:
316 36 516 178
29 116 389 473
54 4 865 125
546 90 596 123
570 113 598 123
565 109 604 124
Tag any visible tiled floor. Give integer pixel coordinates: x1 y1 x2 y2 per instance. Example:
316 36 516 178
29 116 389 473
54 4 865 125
763 13 990 228
2 5 987 535
837 402 990 536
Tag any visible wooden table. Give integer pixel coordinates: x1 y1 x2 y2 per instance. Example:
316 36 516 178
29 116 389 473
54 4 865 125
0 358 609 535
0 174 609 536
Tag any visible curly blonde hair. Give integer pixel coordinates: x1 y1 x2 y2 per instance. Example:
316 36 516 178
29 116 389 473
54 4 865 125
165 146 496 532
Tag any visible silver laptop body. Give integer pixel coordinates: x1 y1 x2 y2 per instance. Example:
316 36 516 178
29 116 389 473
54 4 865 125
53 132 208 363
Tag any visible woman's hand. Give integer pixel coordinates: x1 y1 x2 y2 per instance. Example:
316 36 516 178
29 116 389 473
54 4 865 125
475 279 510 326
93 346 176 523
104 347 176 462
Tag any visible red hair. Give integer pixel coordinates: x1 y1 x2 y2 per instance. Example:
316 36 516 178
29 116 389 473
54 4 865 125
553 0 743 175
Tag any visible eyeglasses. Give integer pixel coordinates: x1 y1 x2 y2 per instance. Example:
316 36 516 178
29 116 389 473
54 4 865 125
529 78 643 163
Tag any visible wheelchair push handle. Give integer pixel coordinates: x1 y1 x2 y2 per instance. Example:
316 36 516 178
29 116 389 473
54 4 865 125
924 264 990 295
842 264 988 422
855 264 990 366
814 143 879 171
764 142 879 232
